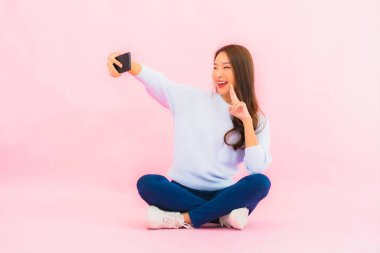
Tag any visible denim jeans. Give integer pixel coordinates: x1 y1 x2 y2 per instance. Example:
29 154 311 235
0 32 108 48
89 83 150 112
136 173 271 228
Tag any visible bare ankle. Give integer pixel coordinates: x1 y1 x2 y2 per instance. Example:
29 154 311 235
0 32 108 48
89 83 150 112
182 212 192 225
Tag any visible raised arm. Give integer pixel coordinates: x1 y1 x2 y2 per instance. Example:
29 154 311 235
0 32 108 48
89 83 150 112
107 51 141 77
107 52 198 115
243 114 272 174
128 61 142 76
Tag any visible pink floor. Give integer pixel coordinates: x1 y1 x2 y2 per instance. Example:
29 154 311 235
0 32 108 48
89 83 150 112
1 177 378 253
1 0 379 252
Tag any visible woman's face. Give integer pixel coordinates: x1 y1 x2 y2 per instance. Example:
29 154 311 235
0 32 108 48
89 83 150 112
213 51 235 101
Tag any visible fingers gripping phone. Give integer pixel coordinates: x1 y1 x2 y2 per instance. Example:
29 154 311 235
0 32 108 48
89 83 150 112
113 52 131 73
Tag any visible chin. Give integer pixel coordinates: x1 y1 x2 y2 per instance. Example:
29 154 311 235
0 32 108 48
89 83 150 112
216 87 226 93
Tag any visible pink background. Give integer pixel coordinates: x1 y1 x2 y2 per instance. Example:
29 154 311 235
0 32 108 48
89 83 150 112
1 0 379 252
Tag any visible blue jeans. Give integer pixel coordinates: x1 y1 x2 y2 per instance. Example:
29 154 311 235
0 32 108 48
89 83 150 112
136 173 271 228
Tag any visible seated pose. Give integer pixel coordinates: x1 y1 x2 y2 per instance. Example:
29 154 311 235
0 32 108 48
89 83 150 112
106 44 272 230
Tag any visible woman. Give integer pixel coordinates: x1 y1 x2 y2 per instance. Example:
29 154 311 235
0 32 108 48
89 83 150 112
106 44 272 230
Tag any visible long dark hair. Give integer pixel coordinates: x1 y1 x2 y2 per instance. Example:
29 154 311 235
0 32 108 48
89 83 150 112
213 44 266 151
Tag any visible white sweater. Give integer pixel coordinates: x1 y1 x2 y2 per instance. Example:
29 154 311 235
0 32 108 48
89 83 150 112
133 64 272 191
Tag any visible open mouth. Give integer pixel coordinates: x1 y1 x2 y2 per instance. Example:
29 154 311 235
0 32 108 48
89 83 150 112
217 81 228 88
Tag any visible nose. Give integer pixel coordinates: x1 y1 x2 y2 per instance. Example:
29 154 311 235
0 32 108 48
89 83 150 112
216 69 223 78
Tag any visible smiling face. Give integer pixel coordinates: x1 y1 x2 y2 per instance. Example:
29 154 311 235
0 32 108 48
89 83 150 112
213 51 235 103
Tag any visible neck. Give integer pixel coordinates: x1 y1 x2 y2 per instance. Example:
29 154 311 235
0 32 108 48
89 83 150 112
222 94 232 104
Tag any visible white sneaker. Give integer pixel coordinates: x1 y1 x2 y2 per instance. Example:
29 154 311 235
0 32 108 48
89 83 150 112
146 206 193 229
219 207 249 230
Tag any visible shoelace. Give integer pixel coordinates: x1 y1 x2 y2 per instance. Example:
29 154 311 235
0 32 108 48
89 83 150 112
162 213 194 229
219 214 231 228
181 222 194 229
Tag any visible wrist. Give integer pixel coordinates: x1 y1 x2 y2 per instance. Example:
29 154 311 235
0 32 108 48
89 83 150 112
128 61 142 76
242 117 253 124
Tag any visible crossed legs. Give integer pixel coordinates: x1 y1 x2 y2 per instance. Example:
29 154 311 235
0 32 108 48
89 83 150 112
137 173 271 228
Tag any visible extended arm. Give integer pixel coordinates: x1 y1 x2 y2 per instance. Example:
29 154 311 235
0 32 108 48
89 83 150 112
128 61 142 76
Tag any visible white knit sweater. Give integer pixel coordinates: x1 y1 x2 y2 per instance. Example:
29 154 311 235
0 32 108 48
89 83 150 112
133 64 272 191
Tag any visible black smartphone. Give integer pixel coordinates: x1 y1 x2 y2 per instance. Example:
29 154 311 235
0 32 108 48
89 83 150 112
113 52 131 73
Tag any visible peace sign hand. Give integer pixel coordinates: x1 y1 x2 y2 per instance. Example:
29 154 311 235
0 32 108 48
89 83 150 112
228 84 252 121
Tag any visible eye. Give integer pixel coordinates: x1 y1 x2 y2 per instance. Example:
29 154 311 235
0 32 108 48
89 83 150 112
213 66 230 69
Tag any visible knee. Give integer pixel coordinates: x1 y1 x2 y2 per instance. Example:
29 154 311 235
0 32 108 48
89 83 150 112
136 174 166 192
244 173 271 196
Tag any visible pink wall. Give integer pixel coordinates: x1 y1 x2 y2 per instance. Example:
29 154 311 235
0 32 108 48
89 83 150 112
1 0 379 191
1 1 379 252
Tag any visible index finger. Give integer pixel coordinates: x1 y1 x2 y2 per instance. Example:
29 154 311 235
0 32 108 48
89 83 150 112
111 58 123 68
229 84 240 104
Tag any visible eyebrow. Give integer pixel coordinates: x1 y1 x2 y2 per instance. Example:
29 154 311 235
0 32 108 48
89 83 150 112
214 62 231 65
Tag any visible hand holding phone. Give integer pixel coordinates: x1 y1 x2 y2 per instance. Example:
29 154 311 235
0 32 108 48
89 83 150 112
113 52 131 73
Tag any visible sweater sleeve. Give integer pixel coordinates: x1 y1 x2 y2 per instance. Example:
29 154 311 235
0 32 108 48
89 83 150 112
243 115 272 174
133 64 195 115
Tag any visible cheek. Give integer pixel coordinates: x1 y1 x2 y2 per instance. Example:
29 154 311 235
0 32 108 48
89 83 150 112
228 73 234 81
